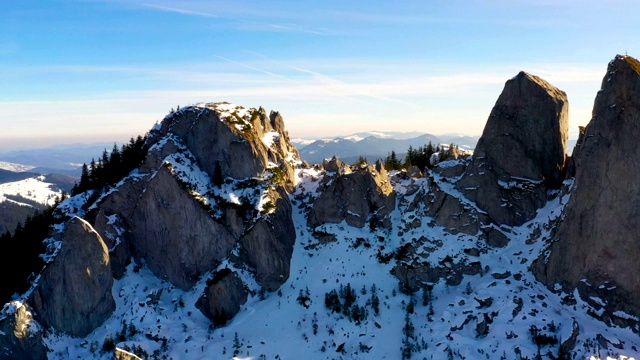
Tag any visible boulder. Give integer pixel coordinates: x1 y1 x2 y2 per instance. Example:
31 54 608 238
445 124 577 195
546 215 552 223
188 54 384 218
29 217 115 337
456 71 569 225
195 269 248 327
533 55 640 320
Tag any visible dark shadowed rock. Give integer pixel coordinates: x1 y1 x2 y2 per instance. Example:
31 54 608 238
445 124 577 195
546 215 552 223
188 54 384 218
93 211 130 279
30 217 115 337
196 269 248 327
307 160 395 229
422 185 487 236
0 302 47 360
533 55 640 323
129 166 237 290
239 187 296 290
456 71 569 226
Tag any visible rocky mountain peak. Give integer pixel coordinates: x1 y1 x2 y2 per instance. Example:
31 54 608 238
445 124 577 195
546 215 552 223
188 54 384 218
533 54 640 326
151 102 300 191
455 69 569 225
617 53 640 74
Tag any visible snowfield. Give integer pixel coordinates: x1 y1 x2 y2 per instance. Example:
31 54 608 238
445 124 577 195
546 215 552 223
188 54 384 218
0 161 35 172
0 176 63 207
39 162 639 360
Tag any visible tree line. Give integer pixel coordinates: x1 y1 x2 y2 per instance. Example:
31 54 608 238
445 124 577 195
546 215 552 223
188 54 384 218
0 134 150 304
72 135 148 195
0 195 66 302
384 141 461 171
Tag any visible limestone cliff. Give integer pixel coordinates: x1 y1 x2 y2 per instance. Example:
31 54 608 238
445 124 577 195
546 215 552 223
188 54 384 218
533 55 640 325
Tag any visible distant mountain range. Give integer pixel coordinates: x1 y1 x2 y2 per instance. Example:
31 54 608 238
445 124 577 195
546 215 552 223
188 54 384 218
292 131 481 165
0 143 115 177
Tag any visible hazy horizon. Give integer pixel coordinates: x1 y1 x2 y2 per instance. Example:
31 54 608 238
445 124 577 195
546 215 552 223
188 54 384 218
2 1 639 151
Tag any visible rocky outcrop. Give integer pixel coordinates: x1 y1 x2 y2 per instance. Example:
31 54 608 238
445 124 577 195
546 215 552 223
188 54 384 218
196 269 248 327
533 55 640 323
239 187 296 290
29 217 115 337
56 102 300 332
151 103 299 191
456 71 569 226
114 348 143 360
0 302 47 360
307 160 395 229
422 183 487 236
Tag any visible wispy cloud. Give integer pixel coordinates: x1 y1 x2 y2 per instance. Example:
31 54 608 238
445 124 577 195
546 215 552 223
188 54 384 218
266 24 325 36
140 3 217 18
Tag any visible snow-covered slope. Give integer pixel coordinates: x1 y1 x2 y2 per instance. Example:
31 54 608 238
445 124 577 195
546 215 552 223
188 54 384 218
0 176 63 207
41 162 638 360
0 161 35 173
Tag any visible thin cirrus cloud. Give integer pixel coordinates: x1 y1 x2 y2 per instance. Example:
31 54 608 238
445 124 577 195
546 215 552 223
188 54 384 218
140 3 218 18
135 1 328 35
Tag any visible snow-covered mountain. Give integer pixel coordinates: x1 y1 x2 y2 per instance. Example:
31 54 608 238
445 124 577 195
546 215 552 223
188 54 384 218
0 161 35 173
0 171 75 234
0 143 122 177
297 132 480 165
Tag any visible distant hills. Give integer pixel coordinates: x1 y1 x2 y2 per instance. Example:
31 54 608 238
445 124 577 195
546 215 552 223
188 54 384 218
292 131 481 165
0 143 115 177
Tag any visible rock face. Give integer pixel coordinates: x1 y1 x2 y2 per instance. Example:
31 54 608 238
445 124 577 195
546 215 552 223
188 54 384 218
0 303 47 360
29 217 115 337
195 269 248 327
153 104 299 191
533 55 640 323
239 187 296 290
307 159 395 229
456 71 569 226
129 165 237 290
68 102 298 332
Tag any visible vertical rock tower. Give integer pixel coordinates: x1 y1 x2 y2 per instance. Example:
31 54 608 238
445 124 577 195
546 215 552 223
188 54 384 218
533 55 640 323
456 71 569 226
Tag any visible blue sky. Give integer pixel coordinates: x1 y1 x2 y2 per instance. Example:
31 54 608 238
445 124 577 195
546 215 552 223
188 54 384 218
1 0 639 151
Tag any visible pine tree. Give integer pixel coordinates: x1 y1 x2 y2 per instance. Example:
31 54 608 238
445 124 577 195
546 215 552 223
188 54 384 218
233 332 242 356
